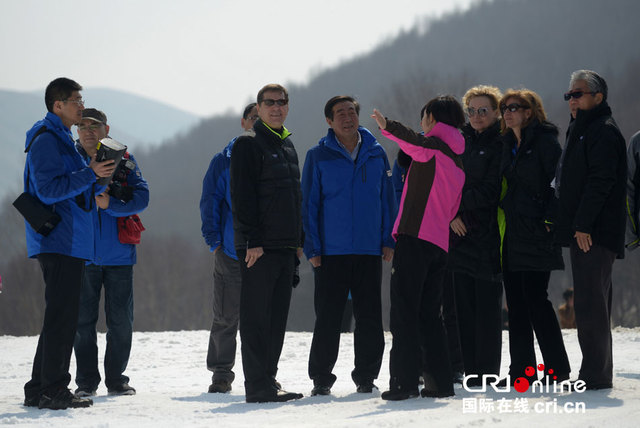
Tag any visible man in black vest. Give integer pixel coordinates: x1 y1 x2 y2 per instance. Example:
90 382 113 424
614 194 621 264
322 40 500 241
230 84 304 403
555 70 627 390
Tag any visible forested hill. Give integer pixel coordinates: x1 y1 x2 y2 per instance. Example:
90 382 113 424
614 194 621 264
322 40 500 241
2 0 639 334
138 0 640 244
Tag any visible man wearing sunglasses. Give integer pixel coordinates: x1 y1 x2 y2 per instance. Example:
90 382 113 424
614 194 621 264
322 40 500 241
22 78 115 410
200 103 258 394
555 70 627 390
73 108 149 399
230 84 304 403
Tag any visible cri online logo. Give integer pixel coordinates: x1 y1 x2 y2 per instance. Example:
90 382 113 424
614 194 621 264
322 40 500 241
464 364 586 393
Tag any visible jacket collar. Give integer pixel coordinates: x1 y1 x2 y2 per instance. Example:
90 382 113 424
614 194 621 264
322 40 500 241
570 100 612 133
463 121 500 144
224 137 237 158
255 119 291 142
25 112 74 150
75 141 90 159
321 126 379 161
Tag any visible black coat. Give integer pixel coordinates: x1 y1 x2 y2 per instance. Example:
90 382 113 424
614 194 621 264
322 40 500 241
555 101 627 257
230 120 303 250
448 122 503 281
500 120 564 272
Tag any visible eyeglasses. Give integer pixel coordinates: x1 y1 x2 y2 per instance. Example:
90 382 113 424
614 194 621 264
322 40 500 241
247 115 260 121
466 107 491 117
501 103 526 114
64 97 85 107
261 98 288 107
77 124 103 131
563 90 596 101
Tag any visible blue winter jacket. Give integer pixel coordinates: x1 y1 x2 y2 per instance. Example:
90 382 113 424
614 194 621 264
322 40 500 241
200 138 237 260
23 112 104 260
392 159 407 204
77 144 149 266
302 127 397 259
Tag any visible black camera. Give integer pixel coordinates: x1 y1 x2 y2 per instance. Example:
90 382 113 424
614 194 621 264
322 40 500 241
107 158 137 202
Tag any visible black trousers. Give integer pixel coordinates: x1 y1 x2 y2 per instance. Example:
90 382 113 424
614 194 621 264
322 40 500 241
503 269 570 379
442 272 464 374
24 253 85 399
388 235 453 394
238 249 294 395
308 255 384 387
570 243 615 386
451 271 502 377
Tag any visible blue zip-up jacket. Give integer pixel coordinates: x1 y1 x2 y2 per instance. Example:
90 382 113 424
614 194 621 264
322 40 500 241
392 159 407 204
23 112 103 260
302 126 397 259
200 138 237 260
77 144 149 266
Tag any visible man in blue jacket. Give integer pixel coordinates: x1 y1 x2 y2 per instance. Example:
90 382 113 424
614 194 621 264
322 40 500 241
73 108 149 397
22 78 115 410
200 103 258 393
302 95 397 395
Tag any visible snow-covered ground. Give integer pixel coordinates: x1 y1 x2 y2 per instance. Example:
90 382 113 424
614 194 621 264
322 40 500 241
1 328 639 427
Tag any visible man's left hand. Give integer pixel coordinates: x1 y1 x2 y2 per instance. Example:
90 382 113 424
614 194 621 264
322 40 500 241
382 247 394 262
574 231 592 253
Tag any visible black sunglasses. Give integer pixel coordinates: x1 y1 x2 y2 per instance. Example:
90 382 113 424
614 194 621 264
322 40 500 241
262 99 288 107
500 103 525 114
563 90 597 101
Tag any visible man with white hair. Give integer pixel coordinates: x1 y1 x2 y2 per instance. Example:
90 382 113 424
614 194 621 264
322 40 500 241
555 70 627 390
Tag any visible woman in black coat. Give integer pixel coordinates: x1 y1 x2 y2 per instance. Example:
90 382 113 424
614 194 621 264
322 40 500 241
447 85 504 385
499 89 570 384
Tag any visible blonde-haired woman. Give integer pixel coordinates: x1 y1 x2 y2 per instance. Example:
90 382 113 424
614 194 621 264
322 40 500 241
447 85 504 386
498 89 570 385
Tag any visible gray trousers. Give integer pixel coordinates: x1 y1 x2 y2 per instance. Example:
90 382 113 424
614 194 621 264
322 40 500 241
570 242 616 387
207 250 242 382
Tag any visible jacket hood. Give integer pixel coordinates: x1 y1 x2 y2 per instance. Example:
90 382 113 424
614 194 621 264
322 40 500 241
531 119 559 137
427 122 465 154
510 119 559 145
25 112 71 150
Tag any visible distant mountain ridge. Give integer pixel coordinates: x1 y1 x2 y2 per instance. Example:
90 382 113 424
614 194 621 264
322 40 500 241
1 0 639 333
138 0 640 244
0 87 201 200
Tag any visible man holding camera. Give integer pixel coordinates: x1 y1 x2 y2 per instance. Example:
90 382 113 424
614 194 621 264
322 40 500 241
73 108 149 397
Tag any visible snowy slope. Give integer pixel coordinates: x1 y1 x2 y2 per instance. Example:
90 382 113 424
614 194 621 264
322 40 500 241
1 329 639 427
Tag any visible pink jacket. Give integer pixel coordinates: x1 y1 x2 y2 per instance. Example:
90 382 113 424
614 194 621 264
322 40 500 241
382 121 465 252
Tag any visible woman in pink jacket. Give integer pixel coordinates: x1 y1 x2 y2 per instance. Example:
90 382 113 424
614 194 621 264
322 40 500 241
372 95 466 400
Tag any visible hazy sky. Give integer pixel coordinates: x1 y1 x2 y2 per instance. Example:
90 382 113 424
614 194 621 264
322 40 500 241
1 0 475 117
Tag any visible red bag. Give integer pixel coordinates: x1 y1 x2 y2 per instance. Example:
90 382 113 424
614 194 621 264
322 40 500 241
118 214 145 244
